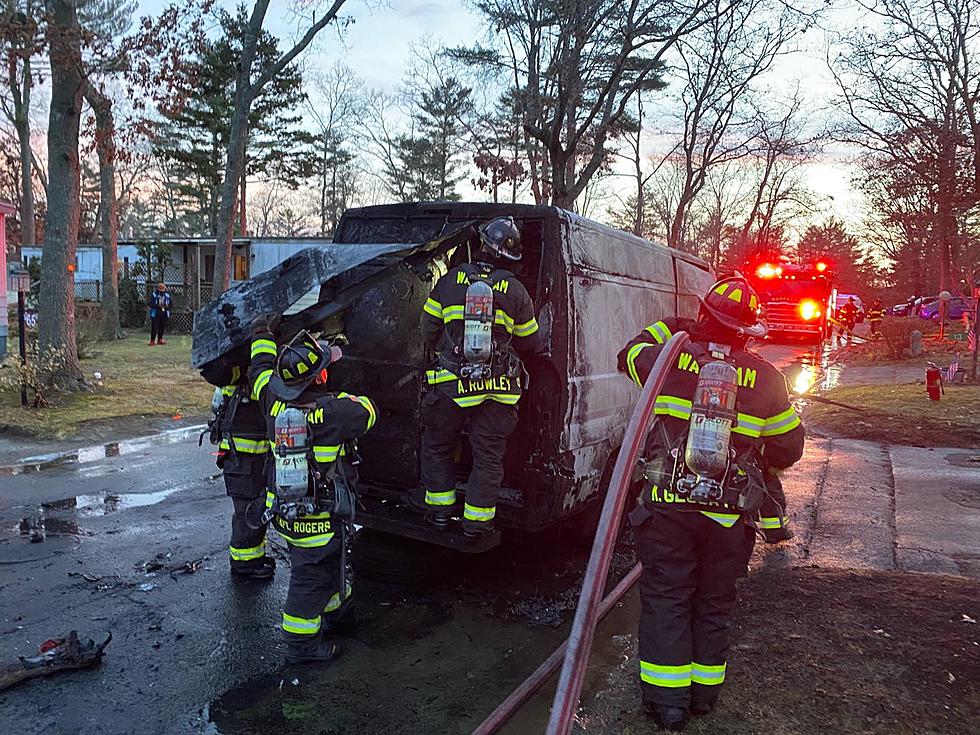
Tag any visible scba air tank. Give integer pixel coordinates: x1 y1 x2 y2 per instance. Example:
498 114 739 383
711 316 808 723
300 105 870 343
463 280 494 372
274 406 309 500
684 360 738 480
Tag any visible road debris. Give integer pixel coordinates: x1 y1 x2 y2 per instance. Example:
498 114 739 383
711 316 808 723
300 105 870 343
0 631 112 692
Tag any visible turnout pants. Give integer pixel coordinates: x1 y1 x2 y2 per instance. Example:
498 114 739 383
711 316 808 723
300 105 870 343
224 456 268 571
273 513 351 652
636 508 753 711
150 314 168 342
420 390 519 532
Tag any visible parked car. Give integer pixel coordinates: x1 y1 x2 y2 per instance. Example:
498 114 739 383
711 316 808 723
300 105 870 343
919 297 977 321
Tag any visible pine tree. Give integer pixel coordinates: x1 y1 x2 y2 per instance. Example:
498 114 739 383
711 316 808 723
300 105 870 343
153 7 316 236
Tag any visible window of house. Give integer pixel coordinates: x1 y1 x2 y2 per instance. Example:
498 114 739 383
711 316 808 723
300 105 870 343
233 254 249 281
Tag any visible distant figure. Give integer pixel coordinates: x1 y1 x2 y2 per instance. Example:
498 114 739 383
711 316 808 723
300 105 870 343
148 283 172 346
867 298 884 337
837 297 859 345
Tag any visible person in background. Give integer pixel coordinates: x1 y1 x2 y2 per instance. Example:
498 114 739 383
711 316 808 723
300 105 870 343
148 283 172 346
867 298 884 337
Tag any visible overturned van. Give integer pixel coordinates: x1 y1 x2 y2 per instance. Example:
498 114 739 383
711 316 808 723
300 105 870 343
324 203 714 550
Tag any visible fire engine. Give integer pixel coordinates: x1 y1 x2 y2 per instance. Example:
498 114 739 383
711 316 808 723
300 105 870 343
747 258 835 343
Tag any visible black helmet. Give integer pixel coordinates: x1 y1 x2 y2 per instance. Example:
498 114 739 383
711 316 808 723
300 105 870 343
699 275 768 338
268 330 343 400
478 217 522 261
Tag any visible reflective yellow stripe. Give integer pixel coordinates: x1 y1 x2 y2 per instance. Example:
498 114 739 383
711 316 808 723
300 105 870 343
425 489 456 507
453 393 521 408
640 661 691 688
252 369 272 400
282 532 335 548
442 305 465 322
759 516 788 529
463 503 496 522
423 298 443 318
313 445 340 463
251 338 277 358
221 385 236 397
219 436 270 454
265 491 275 509
626 342 656 387
339 392 377 430
700 511 740 527
494 310 515 331
762 407 802 436
691 661 726 685
733 412 764 438
653 395 693 419
644 321 673 345
229 540 266 561
426 369 458 384
282 612 321 635
513 317 539 337
324 583 352 613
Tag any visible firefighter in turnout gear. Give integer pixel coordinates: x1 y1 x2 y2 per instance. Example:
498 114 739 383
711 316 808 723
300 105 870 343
617 275 805 731
208 374 276 580
867 298 884 337
248 318 377 665
418 217 542 537
837 297 860 344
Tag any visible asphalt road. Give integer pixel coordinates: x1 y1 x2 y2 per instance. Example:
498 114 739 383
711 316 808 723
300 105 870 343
0 339 826 734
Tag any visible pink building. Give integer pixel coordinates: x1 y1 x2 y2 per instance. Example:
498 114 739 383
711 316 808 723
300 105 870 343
0 200 15 357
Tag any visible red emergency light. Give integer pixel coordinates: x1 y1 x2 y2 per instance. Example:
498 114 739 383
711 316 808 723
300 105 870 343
756 263 778 279
815 261 828 273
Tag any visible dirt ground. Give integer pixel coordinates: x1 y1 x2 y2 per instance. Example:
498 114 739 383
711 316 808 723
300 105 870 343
577 569 980 735
803 383 980 449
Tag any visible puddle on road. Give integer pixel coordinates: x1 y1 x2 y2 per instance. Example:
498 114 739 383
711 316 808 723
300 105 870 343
780 342 841 396
45 487 182 516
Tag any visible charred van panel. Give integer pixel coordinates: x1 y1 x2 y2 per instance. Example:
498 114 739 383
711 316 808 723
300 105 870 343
329 203 713 545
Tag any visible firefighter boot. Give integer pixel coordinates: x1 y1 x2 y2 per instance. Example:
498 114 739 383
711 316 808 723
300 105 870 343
406 491 452 532
284 636 343 665
643 703 688 731
231 557 276 581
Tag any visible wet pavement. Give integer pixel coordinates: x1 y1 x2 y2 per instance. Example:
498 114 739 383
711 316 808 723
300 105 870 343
1 338 974 734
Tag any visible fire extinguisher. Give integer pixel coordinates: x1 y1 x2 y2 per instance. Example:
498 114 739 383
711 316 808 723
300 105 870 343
925 364 943 401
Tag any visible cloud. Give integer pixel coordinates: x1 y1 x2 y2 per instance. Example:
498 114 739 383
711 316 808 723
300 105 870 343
399 1 445 20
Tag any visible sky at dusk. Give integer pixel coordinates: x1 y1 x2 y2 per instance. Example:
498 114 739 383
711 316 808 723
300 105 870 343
133 0 869 234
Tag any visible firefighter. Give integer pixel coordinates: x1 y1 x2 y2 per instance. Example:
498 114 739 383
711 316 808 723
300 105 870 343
867 298 884 337
209 375 276 580
617 275 805 731
416 217 542 537
248 317 377 664
837 297 859 344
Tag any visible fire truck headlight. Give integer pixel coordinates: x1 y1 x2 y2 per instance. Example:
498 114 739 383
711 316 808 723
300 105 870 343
756 264 777 279
799 300 821 320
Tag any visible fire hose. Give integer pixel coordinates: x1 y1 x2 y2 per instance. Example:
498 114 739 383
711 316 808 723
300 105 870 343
469 332 690 735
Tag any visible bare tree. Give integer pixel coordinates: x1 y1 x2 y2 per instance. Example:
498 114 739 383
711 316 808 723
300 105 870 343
455 0 738 209
831 0 980 290
307 62 362 236
664 0 801 250
212 0 350 296
38 0 83 387
1 0 42 248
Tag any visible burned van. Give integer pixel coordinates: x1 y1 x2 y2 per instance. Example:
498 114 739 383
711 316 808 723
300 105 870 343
325 203 714 550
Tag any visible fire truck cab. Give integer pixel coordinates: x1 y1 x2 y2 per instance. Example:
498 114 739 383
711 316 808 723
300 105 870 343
748 259 835 343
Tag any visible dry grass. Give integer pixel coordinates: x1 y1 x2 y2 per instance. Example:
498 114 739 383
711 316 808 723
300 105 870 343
0 335 212 439
803 382 980 448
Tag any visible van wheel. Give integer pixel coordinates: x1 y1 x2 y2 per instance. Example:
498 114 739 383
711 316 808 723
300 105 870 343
352 529 453 585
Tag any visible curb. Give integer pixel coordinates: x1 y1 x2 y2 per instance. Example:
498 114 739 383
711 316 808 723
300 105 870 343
0 424 207 477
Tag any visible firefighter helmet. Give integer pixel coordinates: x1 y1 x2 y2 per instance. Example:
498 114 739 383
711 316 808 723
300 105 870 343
478 217 522 261
699 275 768 338
269 330 343 400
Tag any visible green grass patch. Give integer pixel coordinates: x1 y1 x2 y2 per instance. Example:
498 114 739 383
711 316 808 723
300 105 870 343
0 335 212 439
804 382 980 448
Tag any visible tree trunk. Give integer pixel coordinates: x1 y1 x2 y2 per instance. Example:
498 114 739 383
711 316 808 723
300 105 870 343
39 0 84 389
239 152 247 237
320 132 328 236
83 83 121 341
16 60 35 248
